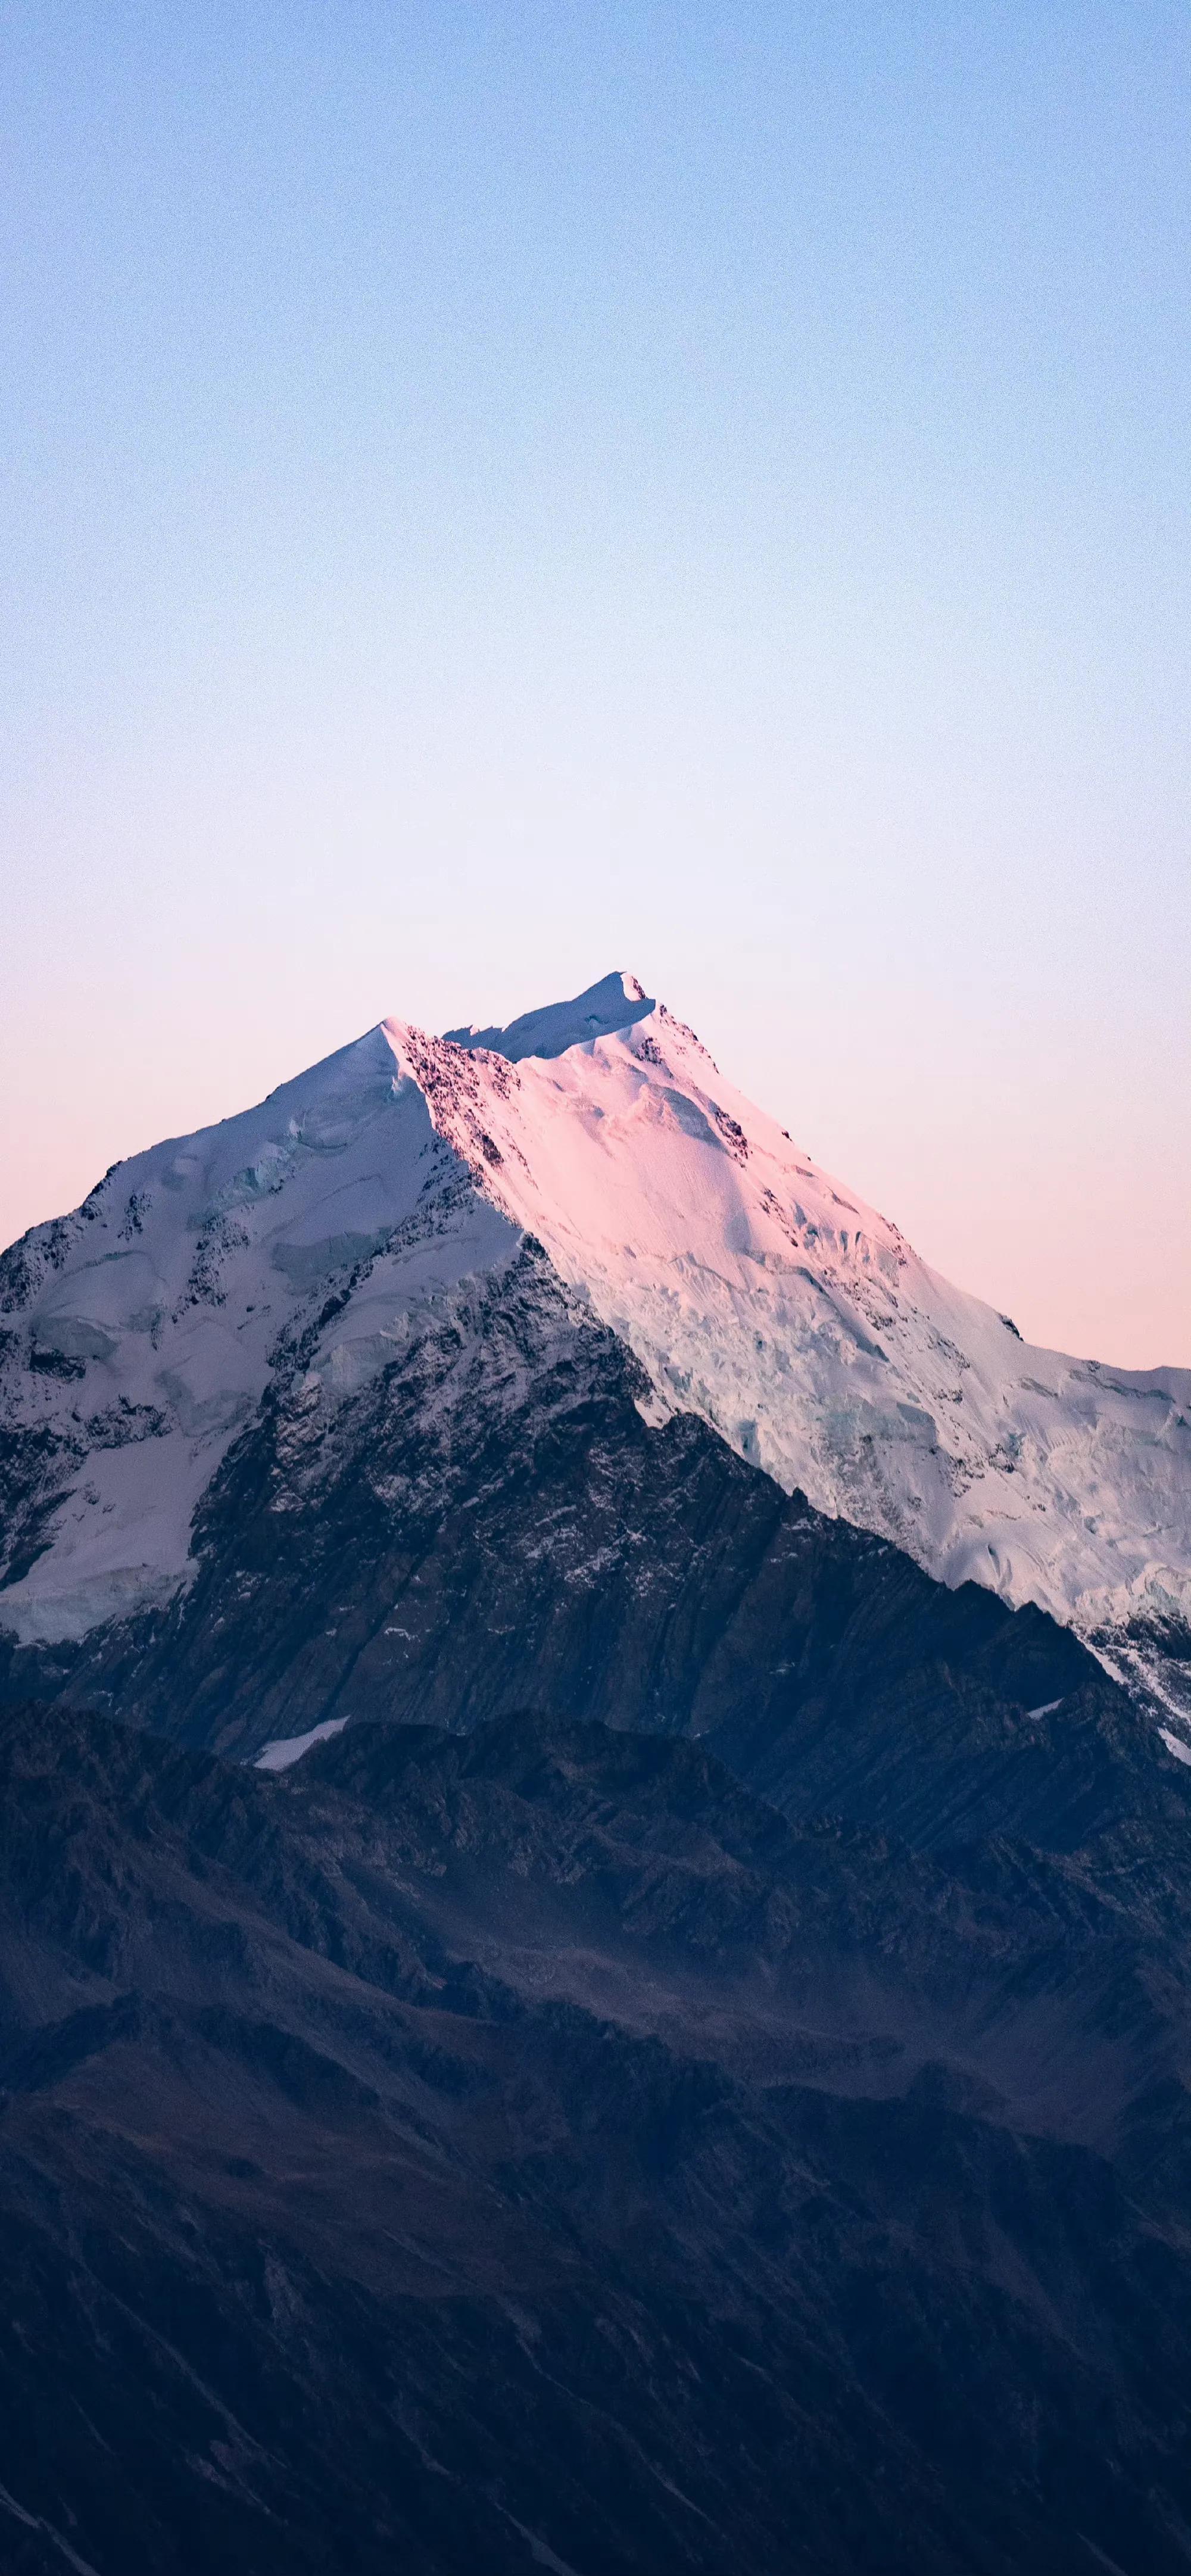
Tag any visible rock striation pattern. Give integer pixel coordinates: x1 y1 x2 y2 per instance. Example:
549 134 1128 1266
0 1694 1190 2574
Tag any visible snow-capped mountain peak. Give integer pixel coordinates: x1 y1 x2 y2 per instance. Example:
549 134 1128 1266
1 972 1189 1710
384 983 1191 1675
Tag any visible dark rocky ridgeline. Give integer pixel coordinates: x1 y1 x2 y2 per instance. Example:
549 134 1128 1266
1 1698 1190 2574
2 1246 1184 1851
4 1225 1189 2569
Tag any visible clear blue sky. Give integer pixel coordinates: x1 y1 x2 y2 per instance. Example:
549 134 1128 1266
2 2 1188 1364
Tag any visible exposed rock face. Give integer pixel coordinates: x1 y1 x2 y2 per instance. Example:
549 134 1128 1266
1 1696 1190 2576
5 1238 1184 1858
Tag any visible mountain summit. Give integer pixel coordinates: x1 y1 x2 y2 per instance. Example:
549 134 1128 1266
1 972 1189 1727
444 966 656 1059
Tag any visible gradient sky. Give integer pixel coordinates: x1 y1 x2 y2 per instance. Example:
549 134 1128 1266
2 2 1188 1367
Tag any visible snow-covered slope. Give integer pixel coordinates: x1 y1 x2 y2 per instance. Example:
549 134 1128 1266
393 977 1191 1673
2 971 1189 1698
0 1027 517 1644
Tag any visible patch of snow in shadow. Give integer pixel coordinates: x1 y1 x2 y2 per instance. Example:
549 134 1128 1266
254 1717 348 1772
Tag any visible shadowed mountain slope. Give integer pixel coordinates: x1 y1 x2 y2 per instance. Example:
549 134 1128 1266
1 1699 1190 2574
2 982 1189 2574
4 1249 1183 1851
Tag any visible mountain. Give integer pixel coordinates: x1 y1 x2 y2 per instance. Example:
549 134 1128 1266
2 974 1191 2572
2 1693 1190 2576
2 972 1189 1745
